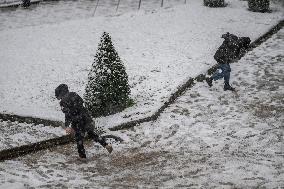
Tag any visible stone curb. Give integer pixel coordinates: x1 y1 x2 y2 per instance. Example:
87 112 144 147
0 135 74 161
0 113 63 127
0 0 41 8
0 19 283 161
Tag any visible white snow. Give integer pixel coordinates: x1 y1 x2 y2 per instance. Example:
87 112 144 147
0 119 65 150
0 0 283 130
0 27 283 188
0 0 187 31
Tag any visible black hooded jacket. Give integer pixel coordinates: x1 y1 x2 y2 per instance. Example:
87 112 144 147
214 33 251 64
60 92 92 130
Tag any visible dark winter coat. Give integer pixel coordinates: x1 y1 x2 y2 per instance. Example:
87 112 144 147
60 92 92 130
214 33 251 64
237 37 251 57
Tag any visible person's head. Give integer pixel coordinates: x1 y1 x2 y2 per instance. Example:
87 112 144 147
221 32 230 39
55 84 69 100
221 32 238 44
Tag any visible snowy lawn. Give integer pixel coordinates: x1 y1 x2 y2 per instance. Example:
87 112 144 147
0 119 64 150
0 0 186 30
0 0 283 129
0 27 283 188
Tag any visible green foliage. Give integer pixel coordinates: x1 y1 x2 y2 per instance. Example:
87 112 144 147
203 0 225 7
248 0 270 12
84 32 131 117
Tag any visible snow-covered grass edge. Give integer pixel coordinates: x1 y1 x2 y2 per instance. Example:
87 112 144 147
0 19 282 162
1 19 283 130
0 135 73 161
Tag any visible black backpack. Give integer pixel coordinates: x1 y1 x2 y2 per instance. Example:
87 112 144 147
214 33 251 64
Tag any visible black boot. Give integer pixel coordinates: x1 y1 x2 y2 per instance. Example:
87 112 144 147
224 82 235 91
77 156 88 163
206 77 213 87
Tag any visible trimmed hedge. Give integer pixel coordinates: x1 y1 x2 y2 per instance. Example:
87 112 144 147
204 0 225 7
248 0 270 12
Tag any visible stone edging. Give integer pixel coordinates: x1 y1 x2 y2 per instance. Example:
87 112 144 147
0 113 63 127
0 135 74 161
0 19 283 161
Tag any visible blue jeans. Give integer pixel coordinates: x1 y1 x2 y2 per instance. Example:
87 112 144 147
212 63 231 84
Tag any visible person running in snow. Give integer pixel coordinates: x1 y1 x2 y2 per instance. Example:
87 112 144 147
206 32 251 91
55 84 113 160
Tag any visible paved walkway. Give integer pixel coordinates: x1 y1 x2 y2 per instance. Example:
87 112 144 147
0 29 283 188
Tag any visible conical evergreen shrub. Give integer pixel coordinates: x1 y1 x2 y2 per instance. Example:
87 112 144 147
84 32 131 117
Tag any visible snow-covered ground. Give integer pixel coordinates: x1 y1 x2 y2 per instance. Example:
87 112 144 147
0 0 283 129
0 0 186 31
0 27 283 189
0 119 64 150
0 0 40 8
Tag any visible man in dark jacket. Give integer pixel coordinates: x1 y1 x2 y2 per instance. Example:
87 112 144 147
206 32 251 91
55 84 113 159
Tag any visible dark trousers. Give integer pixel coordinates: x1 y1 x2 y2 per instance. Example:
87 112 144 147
74 127 107 158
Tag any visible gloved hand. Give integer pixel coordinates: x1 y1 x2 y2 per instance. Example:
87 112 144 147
65 127 75 135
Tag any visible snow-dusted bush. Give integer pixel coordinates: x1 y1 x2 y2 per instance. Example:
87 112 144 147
248 0 270 12
84 32 131 117
22 0 31 7
204 0 225 7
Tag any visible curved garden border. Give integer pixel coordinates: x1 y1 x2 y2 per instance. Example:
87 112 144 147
0 19 283 161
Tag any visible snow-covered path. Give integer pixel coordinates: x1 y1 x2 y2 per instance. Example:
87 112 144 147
0 27 283 188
